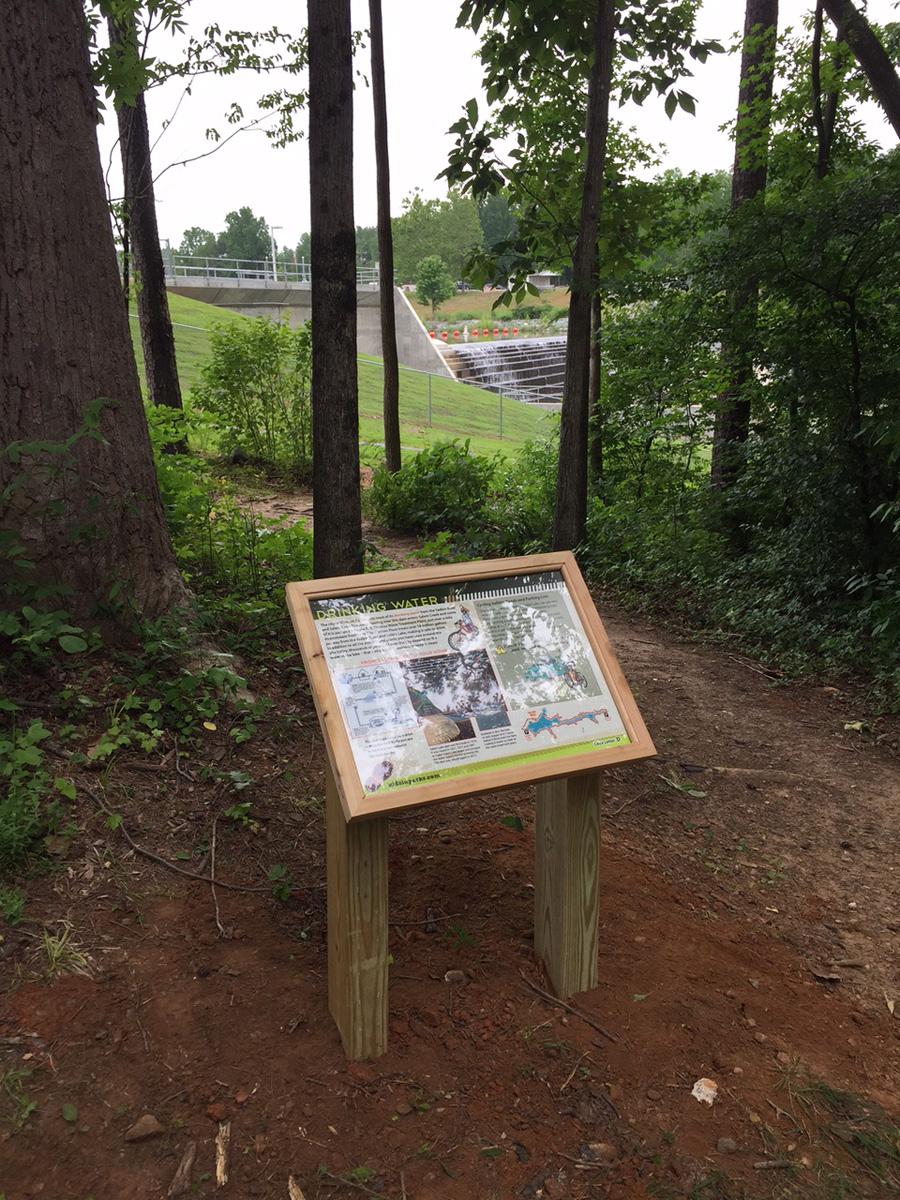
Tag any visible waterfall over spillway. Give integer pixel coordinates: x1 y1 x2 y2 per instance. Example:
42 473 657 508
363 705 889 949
442 337 565 405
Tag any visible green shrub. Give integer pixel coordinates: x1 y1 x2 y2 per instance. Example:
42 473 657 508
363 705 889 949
367 440 497 533
193 318 312 479
509 304 548 320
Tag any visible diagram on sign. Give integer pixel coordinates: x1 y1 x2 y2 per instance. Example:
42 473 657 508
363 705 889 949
335 665 416 738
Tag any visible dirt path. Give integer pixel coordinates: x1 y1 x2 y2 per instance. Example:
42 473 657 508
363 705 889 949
1 589 898 1199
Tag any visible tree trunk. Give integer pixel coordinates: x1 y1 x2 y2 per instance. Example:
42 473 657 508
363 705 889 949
369 0 401 474
0 0 185 621
308 0 363 578
588 287 604 484
822 0 900 138
552 0 614 550
710 0 778 492
811 0 839 179
108 14 184 416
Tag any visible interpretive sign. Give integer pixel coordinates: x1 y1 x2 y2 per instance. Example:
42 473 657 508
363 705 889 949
286 552 654 822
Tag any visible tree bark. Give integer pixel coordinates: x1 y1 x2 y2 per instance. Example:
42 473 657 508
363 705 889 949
0 0 185 621
822 0 900 138
552 0 614 550
108 14 184 416
711 0 778 492
588 288 604 484
369 0 401 474
308 0 363 578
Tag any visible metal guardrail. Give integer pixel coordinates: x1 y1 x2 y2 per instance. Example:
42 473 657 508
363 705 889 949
159 251 379 288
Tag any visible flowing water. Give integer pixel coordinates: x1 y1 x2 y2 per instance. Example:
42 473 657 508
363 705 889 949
443 337 566 405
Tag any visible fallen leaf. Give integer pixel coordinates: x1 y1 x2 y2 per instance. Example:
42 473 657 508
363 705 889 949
886 992 896 1017
203 721 217 732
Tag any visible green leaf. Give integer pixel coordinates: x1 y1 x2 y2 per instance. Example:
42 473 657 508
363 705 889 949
58 635 87 654
465 97 478 127
54 778 77 801
62 1103 78 1123
632 993 649 1002
664 91 678 119
499 815 524 832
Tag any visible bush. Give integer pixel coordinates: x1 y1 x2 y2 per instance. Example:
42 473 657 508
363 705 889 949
367 441 497 534
509 304 548 320
193 318 312 480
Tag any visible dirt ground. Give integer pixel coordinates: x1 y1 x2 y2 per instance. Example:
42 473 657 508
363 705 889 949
2 559 899 1198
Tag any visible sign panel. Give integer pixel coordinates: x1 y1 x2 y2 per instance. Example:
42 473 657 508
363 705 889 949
286 553 655 821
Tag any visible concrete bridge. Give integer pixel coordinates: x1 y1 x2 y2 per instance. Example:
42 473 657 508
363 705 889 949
163 252 451 377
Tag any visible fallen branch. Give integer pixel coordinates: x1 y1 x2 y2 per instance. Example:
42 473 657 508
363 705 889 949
753 1159 795 1170
520 971 618 1044
210 815 225 937
89 787 291 893
215 1121 230 1188
167 1141 197 1197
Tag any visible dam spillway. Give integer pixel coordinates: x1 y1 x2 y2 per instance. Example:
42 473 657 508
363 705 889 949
442 337 565 406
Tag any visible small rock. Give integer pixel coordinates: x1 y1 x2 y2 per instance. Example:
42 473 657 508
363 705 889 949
124 1114 163 1142
542 1178 566 1199
732 1066 744 1076
513 1142 529 1162
776 1051 791 1066
582 1141 618 1163
395 1101 412 1116
234 1088 251 1105
753 1032 768 1044
746 1017 757 1028
646 1088 662 1101
206 1102 227 1122
444 970 467 986
851 1011 865 1025
717 1137 738 1155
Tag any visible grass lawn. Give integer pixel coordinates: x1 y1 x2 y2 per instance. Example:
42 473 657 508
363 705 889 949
408 287 571 324
130 292 550 460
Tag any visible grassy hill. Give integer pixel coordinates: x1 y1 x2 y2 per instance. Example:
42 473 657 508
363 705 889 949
130 292 550 459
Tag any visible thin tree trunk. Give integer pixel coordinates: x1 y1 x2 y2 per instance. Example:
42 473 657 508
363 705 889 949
811 0 839 178
308 0 363 577
0 0 185 621
108 15 184 417
369 0 401 474
552 0 614 550
822 0 900 138
711 0 778 492
588 288 604 484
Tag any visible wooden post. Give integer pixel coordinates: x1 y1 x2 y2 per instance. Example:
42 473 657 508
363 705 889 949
325 763 389 1058
534 772 601 998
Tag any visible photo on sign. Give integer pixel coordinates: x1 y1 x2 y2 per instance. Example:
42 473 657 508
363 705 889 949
475 590 600 707
400 650 510 747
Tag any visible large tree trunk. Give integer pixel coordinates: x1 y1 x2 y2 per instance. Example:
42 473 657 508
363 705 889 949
369 0 401 474
0 0 185 621
308 0 363 577
710 0 778 491
822 0 900 138
108 14 184 415
552 0 614 550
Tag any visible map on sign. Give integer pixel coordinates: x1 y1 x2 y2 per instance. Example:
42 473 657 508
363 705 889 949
309 570 631 797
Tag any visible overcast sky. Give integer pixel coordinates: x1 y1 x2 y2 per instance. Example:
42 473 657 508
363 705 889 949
97 0 897 253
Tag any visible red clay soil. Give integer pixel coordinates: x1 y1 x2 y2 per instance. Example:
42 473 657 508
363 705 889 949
1 606 898 1200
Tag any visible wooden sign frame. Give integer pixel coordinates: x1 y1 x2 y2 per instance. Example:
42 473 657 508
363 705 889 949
286 552 656 1058
286 551 655 823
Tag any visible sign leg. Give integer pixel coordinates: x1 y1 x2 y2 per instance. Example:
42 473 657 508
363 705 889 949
325 764 389 1059
534 773 600 998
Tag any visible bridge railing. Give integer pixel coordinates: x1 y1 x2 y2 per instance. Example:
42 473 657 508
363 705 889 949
160 252 379 288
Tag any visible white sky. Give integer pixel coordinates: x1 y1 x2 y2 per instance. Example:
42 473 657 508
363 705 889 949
96 0 898 252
